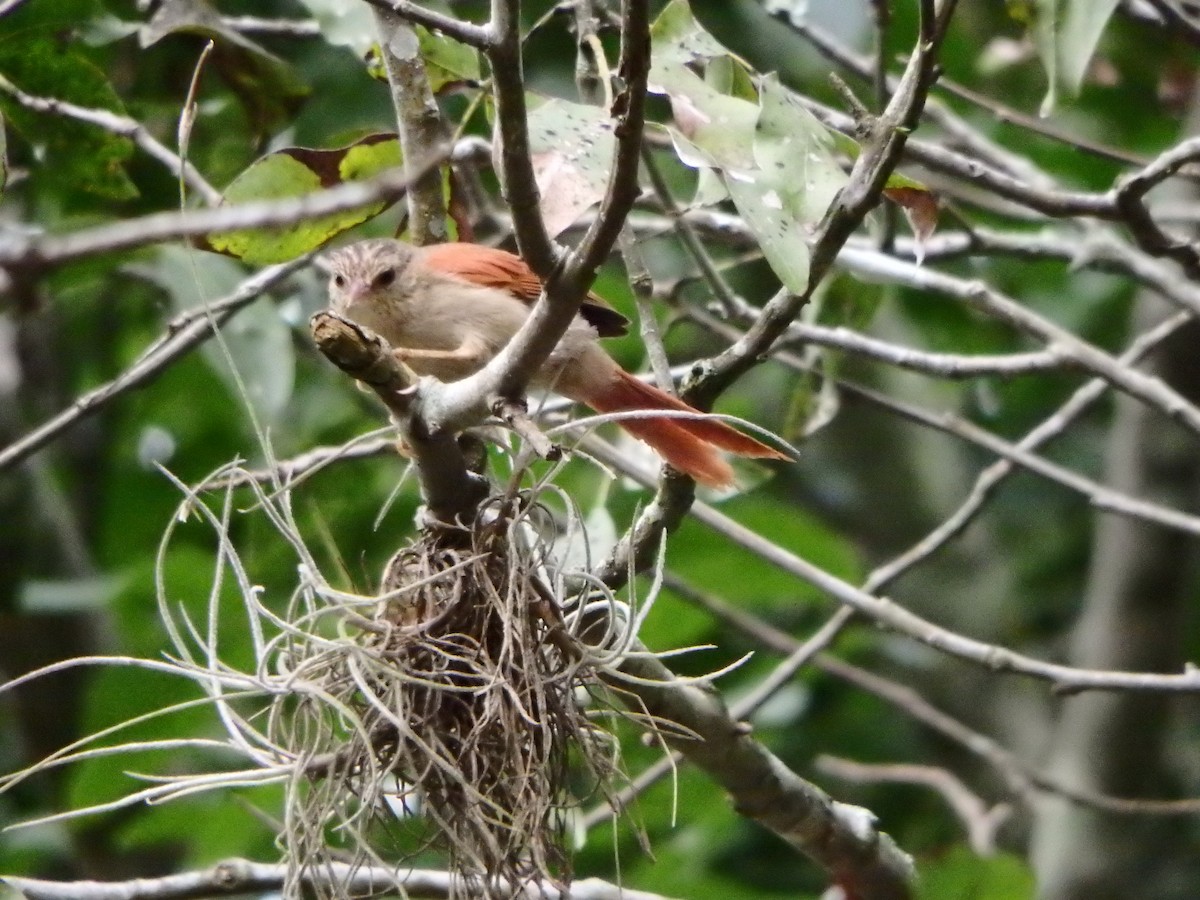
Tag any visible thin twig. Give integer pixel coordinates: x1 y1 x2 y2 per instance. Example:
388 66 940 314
817 757 1011 855
1140 0 1200 46
835 245 1200 437
693 304 1071 379
219 15 322 38
1 860 676 900
0 74 220 204
0 259 309 473
487 0 556 274
689 0 956 407
680 580 1200 816
582 436 1200 694
493 397 560 460
363 0 492 48
640 147 741 317
0 150 448 275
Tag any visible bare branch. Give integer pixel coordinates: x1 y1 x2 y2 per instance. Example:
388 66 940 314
611 649 915 900
659 205 1200 321
365 0 492 49
1 859 677 900
494 396 559 460
785 16 1147 169
837 373 1200 538
1113 136 1200 276
685 582 1200 817
486 0 555 273
0 151 447 275
0 74 220 204
817 757 1012 856
573 1 673 393
863 310 1193 593
583 437 1200 694
617 226 676 391
693 304 1071 379
693 301 1200 541
568 0 650 280
309 312 488 523
583 605 854 831
687 496 1200 694
371 6 449 243
690 0 955 407
640 146 741 316
594 473 696 586
0 259 309 473
835 246 1200 439
0 0 31 19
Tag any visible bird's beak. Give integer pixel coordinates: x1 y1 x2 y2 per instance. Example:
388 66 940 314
344 280 372 304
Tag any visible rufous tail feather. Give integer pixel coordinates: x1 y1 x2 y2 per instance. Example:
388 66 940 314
581 369 786 488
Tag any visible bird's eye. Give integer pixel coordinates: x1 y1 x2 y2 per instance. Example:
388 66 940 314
332 274 346 289
373 268 396 289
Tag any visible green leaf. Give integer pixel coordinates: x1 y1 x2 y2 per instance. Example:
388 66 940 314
0 39 137 200
304 3 477 92
650 0 735 78
666 71 846 293
202 133 402 263
417 24 481 93
752 75 845 233
649 0 847 294
135 246 296 424
78 12 141 46
295 0 376 55
706 54 757 103
1030 0 1121 114
919 847 1035 900
528 98 616 236
666 68 758 171
724 177 812 294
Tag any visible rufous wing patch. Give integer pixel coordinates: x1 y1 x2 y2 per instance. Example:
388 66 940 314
417 242 629 338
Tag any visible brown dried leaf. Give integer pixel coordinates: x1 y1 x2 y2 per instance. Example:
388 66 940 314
885 186 941 261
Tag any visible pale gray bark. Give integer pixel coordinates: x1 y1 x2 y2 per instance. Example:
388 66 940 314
1030 299 1200 900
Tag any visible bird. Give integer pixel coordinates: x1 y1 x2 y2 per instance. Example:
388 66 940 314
322 238 787 488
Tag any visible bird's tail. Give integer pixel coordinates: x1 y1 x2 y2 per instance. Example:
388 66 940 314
581 368 787 489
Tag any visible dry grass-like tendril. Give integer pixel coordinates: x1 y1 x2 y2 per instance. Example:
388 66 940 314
271 491 623 898
0 460 672 900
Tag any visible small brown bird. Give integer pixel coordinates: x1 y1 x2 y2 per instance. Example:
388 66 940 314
323 238 786 487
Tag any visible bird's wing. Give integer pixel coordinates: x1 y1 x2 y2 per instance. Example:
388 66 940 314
418 242 630 338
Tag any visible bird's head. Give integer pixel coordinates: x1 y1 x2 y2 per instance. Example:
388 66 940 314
322 239 417 316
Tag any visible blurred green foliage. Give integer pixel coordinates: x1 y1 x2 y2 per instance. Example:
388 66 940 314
4 0 1195 896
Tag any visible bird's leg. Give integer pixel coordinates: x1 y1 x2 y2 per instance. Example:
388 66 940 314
393 346 475 361
390 333 488 366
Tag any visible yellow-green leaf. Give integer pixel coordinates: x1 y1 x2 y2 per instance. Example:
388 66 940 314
202 133 403 264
